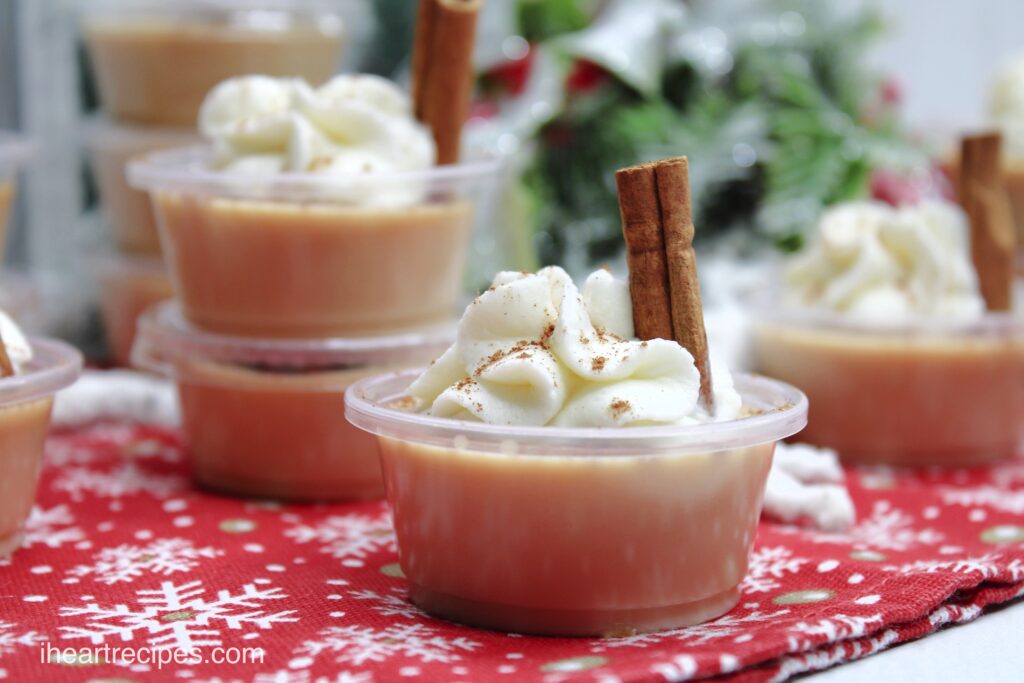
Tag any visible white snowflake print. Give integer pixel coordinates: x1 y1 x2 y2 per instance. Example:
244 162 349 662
21 505 85 550
284 514 395 562
59 580 298 651
741 546 808 594
349 589 423 620
53 463 188 501
594 609 790 651
884 554 1024 581
70 538 222 584
794 500 943 551
768 628 899 683
254 671 372 683
785 613 883 651
294 623 480 667
938 486 1024 515
0 621 45 656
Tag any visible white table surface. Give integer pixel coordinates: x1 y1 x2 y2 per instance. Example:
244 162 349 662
814 598 1024 681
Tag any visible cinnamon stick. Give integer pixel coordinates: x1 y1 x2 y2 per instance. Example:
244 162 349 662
0 330 14 378
960 133 1016 311
411 0 481 165
616 157 715 412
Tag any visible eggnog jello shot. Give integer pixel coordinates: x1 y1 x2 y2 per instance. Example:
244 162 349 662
82 0 344 127
754 198 1023 465
345 152 806 636
133 302 450 501
130 75 500 337
96 254 173 367
0 315 82 556
346 266 806 636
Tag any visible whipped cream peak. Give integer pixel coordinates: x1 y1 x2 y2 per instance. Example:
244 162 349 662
0 309 32 374
198 74 437 182
408 267 742 428
785 199 984 320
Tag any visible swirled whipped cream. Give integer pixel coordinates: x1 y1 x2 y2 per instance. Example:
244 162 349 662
199 74 436 178
990 54 1024 162
785 200 984 320
0 309 31 373
408 267 741 427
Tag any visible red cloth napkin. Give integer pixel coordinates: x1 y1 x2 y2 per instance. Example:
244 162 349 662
1 422 1022 682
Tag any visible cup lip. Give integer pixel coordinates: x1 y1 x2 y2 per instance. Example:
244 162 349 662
133 301 455 372
80 116 198 152
127 145 506 199
80 0 346 19
344 369 809 457
0 132 32 178
0 338 83 406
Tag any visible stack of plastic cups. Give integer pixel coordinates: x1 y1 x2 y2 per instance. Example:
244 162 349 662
78 0 349 366
127 138 504 501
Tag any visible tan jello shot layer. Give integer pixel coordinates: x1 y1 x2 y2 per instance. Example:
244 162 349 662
0 339 82 557
95 253 173 367
0 133 32 264
85 119 198 255
345 370 807 637
133 302 451 501
129 147 501 338
81 0 344 127
754 306 1024 466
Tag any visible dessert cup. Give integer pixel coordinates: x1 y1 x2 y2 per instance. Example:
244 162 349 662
129 147 502 338
345 370 807 636
84 119 198 254
133 302 452 501
0 339 83 556
753 306 1024 466
0 133 32 264
96 254 174 367
81 0 345 127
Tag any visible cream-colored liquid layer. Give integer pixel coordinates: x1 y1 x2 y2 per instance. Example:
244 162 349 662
0 399 56 556
85 21 343 126
155 194 474 337
177 362 403 502
99 266 174 367
755 322 1024 465
379 437 774 636
0 181 15 264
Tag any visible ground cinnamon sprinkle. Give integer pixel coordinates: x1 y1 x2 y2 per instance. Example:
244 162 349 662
541 323 555 341
609 399 631 418
592 356 606 372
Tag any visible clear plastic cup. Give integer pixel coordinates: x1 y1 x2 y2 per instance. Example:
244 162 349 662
95 253 174 367
0 339 83 556
80 0 346 126
752 305 1024 466
129 147 503 338
84 118 199 255
134 302 452 501
345 370 807 636
0 133 32 264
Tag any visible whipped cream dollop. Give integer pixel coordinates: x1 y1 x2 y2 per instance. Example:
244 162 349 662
408 267 741 427
989 54 1024 162
0 309 32 373
199 75 436 177
784 200 984 320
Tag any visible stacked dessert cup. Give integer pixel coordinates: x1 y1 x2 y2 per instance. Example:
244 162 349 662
79 0 349 366
128 0 504 502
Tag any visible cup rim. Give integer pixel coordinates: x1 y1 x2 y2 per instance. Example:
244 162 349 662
344 369 809 457
0 132 32 178
0 338 83 405
80 0 347 19
80 116 198 152
127 145 506 197
133 302 455 371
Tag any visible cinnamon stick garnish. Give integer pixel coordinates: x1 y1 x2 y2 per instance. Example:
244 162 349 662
0 330 15 378
616 157 715 412
960 133 1016 311
411 0 481 165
